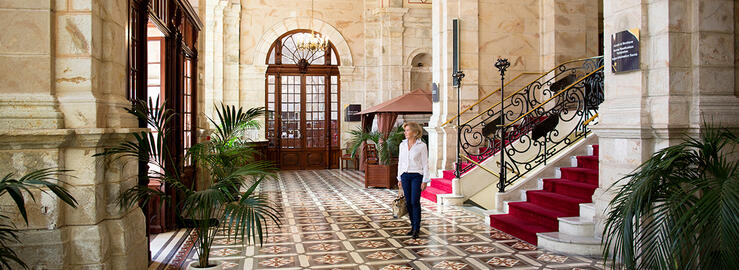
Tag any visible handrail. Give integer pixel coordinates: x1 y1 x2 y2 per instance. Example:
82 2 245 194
496 161 520 176
441 72 536 127
461 56 603 127
583 113 599 126
460 155 499 177
504 66 604 128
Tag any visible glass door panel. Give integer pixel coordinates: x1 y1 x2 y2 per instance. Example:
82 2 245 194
305 76 326 148
280 75 302 149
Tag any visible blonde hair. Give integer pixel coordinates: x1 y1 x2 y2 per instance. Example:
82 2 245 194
403 122 423 140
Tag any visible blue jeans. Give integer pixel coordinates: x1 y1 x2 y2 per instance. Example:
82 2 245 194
400 172 423 231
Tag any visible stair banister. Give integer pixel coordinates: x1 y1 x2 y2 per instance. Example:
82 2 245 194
441 72 535 127
460 155 499 177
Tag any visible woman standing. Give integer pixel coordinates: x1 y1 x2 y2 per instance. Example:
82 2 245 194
397 122 429 239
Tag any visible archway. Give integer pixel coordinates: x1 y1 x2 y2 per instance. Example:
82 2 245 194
264 30 341 170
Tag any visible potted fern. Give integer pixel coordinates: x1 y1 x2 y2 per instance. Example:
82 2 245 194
97 100 280 269
602 123 738 269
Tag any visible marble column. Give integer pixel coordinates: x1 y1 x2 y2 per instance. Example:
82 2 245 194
364 2 408 105
540 0 600 68
223 2 241 108
592 0 739 239
427 0 480 178
0 0 147 268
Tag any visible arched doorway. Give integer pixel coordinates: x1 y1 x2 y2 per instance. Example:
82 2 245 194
265 30 341 170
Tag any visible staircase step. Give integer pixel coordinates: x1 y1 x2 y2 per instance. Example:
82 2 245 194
559 167 599 185
420 186 448 203
507 202 569 231
576 155 599 170
592 145 599 156
537 232 602 256
526 190 585 216
430 178 453 193
542 178 597 200
442 170 456 180
558 216 596 237
490 214 550 245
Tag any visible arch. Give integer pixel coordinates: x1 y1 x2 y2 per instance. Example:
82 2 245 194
405 47 432 66
254 17 353 67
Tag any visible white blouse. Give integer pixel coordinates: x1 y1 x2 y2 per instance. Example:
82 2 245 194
397 139 430 183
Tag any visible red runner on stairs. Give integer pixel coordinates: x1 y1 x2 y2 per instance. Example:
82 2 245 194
489 145 599 245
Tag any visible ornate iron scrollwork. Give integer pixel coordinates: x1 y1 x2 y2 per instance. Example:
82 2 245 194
456 57 604 191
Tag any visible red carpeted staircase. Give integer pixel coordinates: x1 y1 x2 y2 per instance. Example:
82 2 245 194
420 116 553 203
489 145 599 245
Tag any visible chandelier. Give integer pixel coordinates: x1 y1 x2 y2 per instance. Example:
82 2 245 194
296 0 329 52
296 31 328 52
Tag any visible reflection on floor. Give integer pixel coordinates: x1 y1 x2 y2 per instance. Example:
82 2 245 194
149 169 604 269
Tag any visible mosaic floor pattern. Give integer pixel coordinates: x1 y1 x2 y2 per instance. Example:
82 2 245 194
152 169 605 270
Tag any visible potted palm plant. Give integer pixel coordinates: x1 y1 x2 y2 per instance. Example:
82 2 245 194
0 168 78 269
98 100 280 269
348 126 405 188
602 123 738 269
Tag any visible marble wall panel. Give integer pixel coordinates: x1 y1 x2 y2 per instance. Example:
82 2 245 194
0 10 50 55
0 55 51 94
55 14 93 56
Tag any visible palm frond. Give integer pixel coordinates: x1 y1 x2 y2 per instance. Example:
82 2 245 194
208 104 265 144
602 123 738 270
222 176 281 246
0 168 78 224
0 214 25 270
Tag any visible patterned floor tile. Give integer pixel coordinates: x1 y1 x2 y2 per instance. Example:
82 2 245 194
158 170 605 270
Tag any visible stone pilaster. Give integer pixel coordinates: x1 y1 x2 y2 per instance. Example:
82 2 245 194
0 0 147 268
0 0 63 130
223 3 241 107
428 0 480 175
540 0 600 68
592 0 739 240
364 7 409 105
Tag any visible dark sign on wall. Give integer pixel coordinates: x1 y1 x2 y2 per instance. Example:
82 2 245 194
611 28 640 73
432 82 439 103
345 104 361 122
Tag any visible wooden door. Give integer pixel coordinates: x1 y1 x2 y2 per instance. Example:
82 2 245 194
278 75 329 169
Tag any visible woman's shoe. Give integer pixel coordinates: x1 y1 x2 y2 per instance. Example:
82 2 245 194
412 230 420 239
405 229 415 236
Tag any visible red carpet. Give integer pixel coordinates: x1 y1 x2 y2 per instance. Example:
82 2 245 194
489 145 599 245
420 117 555 203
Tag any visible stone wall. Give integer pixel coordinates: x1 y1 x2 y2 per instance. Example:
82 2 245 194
592 0 739 239
0 0 147 268
225 0 433 147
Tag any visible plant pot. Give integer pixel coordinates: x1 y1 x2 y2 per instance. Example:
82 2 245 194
187 261 223 270
365 163 398 188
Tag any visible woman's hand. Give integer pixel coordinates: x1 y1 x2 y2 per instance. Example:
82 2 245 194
421 182 427 191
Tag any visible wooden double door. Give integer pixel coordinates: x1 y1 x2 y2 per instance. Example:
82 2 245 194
266 74 340 170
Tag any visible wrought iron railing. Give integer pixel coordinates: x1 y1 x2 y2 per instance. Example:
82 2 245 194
455 56 604 192
441 72 538 127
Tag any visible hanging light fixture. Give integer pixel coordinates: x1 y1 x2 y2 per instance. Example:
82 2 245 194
296 0 329 52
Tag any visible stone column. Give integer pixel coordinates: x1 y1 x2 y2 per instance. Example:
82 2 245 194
213 1 227 114
427 0 480 177
540 0 601 68
0 0 63 130
240 65 268 140
0 0 147 268
223 3 241 107
592 0 739 239
364 4 408 105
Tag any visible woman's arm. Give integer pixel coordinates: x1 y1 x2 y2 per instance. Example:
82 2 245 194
421 143 430 183
397 141 405 181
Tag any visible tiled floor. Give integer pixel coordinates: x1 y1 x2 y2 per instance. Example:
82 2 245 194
150 169 605 270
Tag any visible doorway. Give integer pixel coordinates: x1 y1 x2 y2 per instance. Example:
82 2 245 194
265 30 341 169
